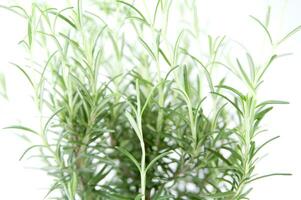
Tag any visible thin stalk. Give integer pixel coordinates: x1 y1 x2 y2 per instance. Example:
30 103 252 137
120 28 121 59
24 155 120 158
131 79 147 200
234 96 256 199
140 141 146 200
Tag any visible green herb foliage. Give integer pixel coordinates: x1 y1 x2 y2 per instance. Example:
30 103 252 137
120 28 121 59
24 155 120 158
1 1 298 200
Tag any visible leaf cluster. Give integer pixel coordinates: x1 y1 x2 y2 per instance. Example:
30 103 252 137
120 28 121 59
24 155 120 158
1 1 297 200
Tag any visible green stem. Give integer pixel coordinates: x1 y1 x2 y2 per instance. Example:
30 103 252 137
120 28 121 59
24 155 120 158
135 80 147 200
140 138 146 200
234 95 256 199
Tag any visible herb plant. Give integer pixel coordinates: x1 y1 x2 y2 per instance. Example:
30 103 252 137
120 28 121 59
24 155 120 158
1 0 299 199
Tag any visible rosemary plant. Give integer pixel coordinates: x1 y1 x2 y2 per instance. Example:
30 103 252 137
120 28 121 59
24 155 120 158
2 0 299 199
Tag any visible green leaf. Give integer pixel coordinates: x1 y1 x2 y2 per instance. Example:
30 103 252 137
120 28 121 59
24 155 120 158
211 92 243 116
277 25 301 45
125 111 142 140
187 53 214 92
141 83 161 115
236 58 254 92
19 145 46 161
210 191 235 198
211 103 227 130
117 1 147 23
116 146 141 172
0 73 7 99
59 33 83 53
159 48 171 66
138 37 157 61
3 125 39 136
253 136 280 156
43 181 60 200
88 165 111 186
250 15 273 45
43 107 65 135
10 63 34 88
215 84 245 100
196 191 235 198
256 54 278 83
28 17 32 48
255 106 273 121
92 25 107 55
246 53 256 81
173 30 185 65
108 32 121 60
152 0 162 25
37 51 58 96
164 65 180 81
221 145 243 163
145 151 171 173
173 88 190 104
265 6 271 28
257 100 289 108
77 0 83 26
247 173 291 183
49 10 77 29
206 148 233 166
0 5 28 18
183 65 191 97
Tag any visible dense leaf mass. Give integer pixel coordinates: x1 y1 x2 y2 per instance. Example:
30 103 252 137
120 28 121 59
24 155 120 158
2 0 295 199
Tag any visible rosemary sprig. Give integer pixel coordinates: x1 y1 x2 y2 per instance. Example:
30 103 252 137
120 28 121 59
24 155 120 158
1 1 298 199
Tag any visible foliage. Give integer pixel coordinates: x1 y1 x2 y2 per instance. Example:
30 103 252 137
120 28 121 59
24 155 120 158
1 0 298 199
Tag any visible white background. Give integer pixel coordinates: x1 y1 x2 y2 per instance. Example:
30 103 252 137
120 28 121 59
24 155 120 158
0 0 301 199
